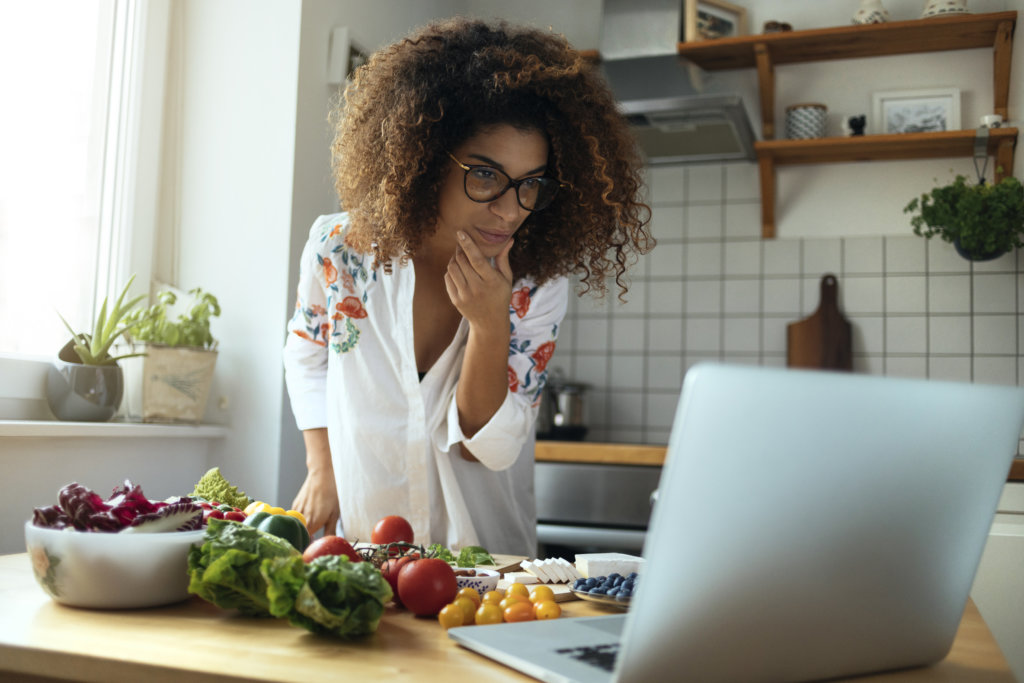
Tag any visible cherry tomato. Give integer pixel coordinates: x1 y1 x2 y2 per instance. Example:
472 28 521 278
453 596 477 624
529 585 555 603
437 603 465 629
397 558 458 616
456 587 482 607
481 590 504 605
503 601 536 623
499 594 529 611
381 555 417 604
371 515 414 545
534 600 562 620
506 582 530 599
223 510 246 523
475 603 503 625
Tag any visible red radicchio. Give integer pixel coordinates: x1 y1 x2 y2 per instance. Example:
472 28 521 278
33 481 202 533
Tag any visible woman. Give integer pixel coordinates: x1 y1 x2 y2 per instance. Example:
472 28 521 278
283 17 651 556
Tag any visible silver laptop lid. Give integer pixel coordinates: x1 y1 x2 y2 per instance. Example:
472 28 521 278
617 363 1024 683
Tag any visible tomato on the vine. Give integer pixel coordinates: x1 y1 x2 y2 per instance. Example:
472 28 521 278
381 554 417 604
371 515 414 545
397 558 457 616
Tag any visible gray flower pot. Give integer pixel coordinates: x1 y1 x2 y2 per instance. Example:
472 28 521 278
45 340 124 422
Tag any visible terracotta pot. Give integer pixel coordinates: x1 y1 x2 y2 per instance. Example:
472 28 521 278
45 340 124 422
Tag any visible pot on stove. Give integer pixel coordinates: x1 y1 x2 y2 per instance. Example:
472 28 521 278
536 369 589 441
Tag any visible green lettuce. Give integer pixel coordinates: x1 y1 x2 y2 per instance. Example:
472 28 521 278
190 467 252 509
261 555 393 639
186 517 300 616
456 545 495 567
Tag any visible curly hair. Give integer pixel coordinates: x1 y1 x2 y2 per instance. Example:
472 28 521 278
331 16 653 298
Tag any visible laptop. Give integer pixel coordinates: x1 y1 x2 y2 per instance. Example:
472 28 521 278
449 363 1024 682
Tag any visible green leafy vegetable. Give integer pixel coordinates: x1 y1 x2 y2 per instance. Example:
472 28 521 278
456 545 495 568
190 467 252 509
261 554 393 639
427 543 456 563
187 517 299 616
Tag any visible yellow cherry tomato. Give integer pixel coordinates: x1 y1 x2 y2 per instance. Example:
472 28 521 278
244 501 266 516
284 509 307 526
481 590 504 605
499 595 530 612
503 601 536 623
438 603 465 629
534 600 562 620
507 582 530 599
475 603 503 625
456 587 481 607
529 585 555 603
453 596 477 625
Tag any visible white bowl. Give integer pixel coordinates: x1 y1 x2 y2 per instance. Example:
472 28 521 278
454 568 500 594
24 521 205 609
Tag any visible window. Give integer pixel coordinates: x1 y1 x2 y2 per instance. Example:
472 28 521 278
0 0 164 359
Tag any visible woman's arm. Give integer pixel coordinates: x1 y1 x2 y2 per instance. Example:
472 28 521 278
291 428 340 536
445 231 514 438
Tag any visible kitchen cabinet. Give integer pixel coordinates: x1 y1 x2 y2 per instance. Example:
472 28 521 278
674 11 1018 238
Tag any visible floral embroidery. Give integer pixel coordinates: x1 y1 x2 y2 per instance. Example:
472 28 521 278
531 341 556 373
507 284 558 405
336 296 368 319
322 256 338 286
510 286 532 318
289 219 377 354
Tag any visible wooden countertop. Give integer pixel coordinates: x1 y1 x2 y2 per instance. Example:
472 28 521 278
536 441 1024 482
0 553 1013 682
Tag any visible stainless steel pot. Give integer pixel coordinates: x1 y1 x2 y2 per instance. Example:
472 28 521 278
536 370 589 440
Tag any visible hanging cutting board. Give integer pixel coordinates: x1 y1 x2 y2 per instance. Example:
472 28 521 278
787 274 853 370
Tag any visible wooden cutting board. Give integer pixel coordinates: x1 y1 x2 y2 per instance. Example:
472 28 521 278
787 274 853 370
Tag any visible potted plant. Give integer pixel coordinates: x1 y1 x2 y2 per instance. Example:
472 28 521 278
904 174 1024 261
118 286 221 424
46 276 149 422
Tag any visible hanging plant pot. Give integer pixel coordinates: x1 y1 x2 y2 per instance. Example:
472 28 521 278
45 340 124 422
953 238 1008 262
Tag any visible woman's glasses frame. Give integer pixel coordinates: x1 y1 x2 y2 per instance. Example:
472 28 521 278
447 152 563 212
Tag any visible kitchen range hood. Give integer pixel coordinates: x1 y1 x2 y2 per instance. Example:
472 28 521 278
598 0 758 164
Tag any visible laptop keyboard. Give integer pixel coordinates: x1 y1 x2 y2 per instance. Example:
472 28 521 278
555 643 620 672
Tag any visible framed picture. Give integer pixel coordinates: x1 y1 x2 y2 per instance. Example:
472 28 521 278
871 88 961 135
681 0 748 42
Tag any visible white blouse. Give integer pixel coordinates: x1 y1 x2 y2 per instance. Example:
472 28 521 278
283 213 568 556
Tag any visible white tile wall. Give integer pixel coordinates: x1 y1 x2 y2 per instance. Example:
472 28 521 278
552 162 1023 445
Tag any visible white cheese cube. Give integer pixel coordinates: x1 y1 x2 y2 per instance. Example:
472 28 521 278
521 560 553 583
575 552 645 579
556 557 582 581
503 571 538 585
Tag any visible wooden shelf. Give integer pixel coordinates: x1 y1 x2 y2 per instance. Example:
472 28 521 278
673 11 1018 238
756 129 1018 238
676 11 1017 71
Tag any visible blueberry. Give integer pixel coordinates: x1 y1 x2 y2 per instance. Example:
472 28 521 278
584 577 598 589
608 572 621 581
591 586 608 595
627 572 638 580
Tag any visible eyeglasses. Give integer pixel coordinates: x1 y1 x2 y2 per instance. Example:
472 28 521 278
447 152 562 212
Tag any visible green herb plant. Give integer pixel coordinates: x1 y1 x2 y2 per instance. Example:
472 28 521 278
125 286 221 349
904 174 1024 261
57 274 151 365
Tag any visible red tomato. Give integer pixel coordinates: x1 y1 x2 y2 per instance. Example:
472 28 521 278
371 515 414 545
397 558 458 616
302 535 361 563
223 511 246 523
381 554 417 604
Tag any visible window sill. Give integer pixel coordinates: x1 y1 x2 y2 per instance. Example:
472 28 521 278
0 419 229 439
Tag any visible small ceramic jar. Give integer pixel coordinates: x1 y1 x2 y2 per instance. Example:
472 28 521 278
786 103 828 140
852 0 890 24
921 0 969 18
